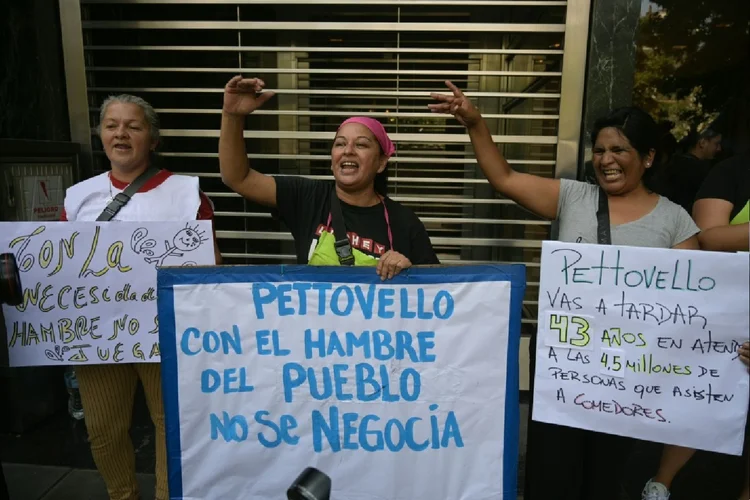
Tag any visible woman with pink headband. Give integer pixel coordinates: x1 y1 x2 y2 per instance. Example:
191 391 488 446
219 76 439 278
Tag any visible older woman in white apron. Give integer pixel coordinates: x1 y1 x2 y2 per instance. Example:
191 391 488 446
62 94 220 500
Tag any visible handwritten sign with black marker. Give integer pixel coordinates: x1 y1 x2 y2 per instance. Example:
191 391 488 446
532 241 750 455
158 265 525 499
1 221 215 366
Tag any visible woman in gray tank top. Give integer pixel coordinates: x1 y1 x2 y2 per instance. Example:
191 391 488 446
429 82 702 500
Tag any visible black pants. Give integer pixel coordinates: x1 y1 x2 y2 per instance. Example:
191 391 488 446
524 334 634 500
0 462 7 500
524 419 634 499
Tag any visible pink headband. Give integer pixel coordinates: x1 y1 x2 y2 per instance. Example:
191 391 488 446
337 117 396 158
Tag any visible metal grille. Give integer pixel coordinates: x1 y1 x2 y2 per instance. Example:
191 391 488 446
62 0 591 389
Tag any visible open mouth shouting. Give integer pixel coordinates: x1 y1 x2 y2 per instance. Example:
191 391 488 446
600 167 623 182
339 161 359 175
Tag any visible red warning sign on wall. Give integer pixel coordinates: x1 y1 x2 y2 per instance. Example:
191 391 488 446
23 175 64 221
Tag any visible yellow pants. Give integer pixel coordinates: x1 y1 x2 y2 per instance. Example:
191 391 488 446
75 363 167 500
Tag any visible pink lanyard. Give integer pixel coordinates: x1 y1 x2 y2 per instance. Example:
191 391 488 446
325 196 394 250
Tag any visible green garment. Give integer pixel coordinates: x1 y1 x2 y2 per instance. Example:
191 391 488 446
730 201 749 225
307 230 379 267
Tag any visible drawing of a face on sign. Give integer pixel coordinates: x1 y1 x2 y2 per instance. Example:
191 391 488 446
174 226 205 252
133 223 209 268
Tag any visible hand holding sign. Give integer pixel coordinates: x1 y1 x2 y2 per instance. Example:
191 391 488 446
739 342 750 368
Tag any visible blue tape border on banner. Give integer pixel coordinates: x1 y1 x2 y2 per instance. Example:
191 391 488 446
157 264 526 499
505 265 525 499
157 269 183 500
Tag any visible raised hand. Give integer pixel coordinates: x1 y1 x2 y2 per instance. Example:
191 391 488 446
428 80 482 128
223 76 275 116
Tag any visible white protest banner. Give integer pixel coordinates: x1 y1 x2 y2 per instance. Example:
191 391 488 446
532 241 750 455
157 265 526 500
1 221 215 366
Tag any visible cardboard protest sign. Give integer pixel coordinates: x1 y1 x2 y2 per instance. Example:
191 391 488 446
533 241 750 455
157 265 525 500
1 221 215 366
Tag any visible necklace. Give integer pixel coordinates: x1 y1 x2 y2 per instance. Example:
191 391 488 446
107 175 115 204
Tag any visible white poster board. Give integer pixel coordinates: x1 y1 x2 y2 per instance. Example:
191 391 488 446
532 241 750 455
1 221 215 366
158 265 526 499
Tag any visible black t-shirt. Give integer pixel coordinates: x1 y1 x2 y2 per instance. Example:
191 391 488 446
650 153 713 214
695 153 750 221
274 176 440 265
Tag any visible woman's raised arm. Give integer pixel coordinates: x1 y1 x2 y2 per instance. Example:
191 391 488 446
429 81 561 220
219 76 278 207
